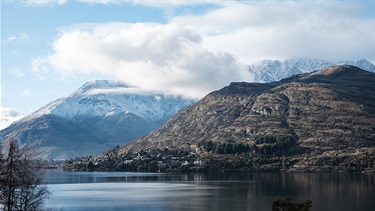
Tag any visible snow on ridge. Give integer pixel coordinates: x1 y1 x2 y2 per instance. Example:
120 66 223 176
21 97 66 122
50 92 192 123
83 80 128 89
73 80 129 95
84 87 160 96
15 80 193 124
249 58 375 82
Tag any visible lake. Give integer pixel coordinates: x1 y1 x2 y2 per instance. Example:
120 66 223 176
45 170 375 211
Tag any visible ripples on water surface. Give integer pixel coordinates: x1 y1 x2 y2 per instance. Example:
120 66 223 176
45 170 375 211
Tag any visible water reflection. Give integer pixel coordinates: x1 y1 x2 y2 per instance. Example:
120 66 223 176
45 170 375 211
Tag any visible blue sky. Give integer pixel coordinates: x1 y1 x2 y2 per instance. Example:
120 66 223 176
1 0 375 129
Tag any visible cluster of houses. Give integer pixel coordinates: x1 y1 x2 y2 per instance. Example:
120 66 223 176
63 148 207 172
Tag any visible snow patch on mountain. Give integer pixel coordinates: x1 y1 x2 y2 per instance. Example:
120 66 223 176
249 58 375 82
20 80 194 124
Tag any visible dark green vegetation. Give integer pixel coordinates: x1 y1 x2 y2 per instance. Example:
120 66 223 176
198 136 296 155
272 197 312 211
198 140 254 154
0 139 50 211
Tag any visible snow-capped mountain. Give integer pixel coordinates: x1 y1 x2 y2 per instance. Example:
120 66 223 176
27 80 190 124
249 58 375 82
0 80 194 159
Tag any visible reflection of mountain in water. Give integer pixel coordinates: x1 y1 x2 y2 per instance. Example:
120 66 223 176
45 170 375 211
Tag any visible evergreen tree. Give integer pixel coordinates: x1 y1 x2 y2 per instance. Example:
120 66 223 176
0 139 50 211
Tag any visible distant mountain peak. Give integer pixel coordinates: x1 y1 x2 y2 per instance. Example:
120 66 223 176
309 65 359 76
85 79 127 88
249 58 375 82
0 79 194 159
75 80 129 95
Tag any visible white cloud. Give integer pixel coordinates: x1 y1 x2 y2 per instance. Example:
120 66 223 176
15 0 216 7
11 68 25 78
131 0 216 8
5 36 17 42
84 87 161 96
0 107 25 130
23 0 67 6
172 1 375 63
31 58 56 80
42 22 253 98
21 89 32 96
78 0 113 5
2 33 30 43
32 1 374 98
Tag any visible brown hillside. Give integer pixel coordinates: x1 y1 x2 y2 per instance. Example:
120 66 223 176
122 65 375 158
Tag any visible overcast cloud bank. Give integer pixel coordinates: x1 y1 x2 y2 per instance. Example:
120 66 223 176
19 0 371 100
0 107 25 130
30 1 374 99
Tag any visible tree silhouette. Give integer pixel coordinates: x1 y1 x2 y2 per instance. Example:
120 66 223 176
0 139 50 211
272 197 312 211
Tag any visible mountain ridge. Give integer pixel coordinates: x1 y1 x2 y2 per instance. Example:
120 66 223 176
2 58 374 164
248 58 375 82
122 65 375 162
0 80 194 159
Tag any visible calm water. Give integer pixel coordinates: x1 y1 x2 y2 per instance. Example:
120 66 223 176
45 170 375 211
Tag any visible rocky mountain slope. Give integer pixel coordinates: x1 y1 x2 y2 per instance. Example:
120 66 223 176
0 80 193 159
249 58 375 82
122 65 375 172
